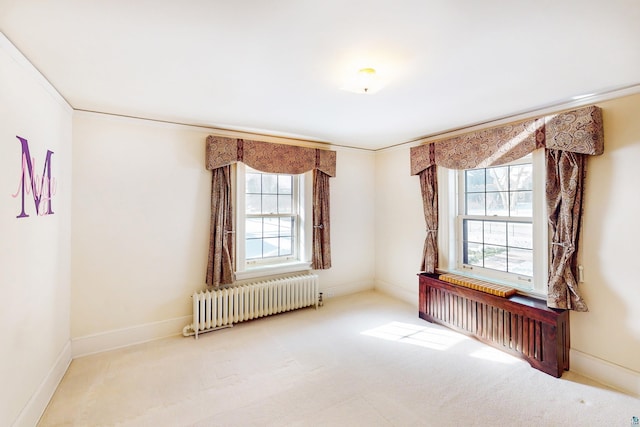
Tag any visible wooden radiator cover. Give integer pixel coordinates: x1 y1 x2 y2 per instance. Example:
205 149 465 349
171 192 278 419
418 273 569 377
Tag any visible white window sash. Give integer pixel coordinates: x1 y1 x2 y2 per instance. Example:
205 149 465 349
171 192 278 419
235 163 312 279
440 150 548 297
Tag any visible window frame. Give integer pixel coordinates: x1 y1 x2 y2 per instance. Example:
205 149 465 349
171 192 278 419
235 163 312 280
438 149 548 297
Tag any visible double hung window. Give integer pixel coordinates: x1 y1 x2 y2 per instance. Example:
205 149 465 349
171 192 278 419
235 164 311 278
460 158 533 277
442 151 547 295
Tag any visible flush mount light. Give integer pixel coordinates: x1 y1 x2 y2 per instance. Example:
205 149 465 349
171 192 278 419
357 68 377 93
341 67 383 94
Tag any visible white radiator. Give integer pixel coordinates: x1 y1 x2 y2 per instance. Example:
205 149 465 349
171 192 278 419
183 273 319 338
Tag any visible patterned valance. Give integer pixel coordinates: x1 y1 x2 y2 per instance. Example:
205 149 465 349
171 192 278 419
410 105 603 175
206 136 337 177
545 106 604 154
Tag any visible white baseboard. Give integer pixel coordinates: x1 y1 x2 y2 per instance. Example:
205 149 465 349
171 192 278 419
374 279 418 308
321 279 374 299
72 315 191 358
570 349 640 398
12 341 71 427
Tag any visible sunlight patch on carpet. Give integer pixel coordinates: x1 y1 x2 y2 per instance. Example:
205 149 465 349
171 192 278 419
361 321 468 350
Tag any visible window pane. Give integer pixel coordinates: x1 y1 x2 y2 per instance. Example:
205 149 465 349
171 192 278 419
246 173 261 193
263 238 279 257
262 195 277 214
465 220 483 243
510 191 532 217
262 174 277 194
245 218 262 239
280 217 293 237
279 236 293 256
484 244 507 271
278 194 292 214
466 193 485 215
246 239 262 259
278 175 292 194
464 242 484 267
263 218 279 237
486 192 508 216
465 169 485 192
508 222 532 249
510 164 532 191
486 166 508 191
484 221 506 246
508 247 533 276
246 194 262 214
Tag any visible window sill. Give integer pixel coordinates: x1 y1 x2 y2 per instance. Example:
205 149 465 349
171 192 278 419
235 261 312 281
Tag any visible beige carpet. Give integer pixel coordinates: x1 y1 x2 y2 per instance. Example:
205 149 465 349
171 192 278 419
39 291 639 426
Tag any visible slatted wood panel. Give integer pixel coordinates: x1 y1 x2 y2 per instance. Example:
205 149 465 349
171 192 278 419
419 273 569 377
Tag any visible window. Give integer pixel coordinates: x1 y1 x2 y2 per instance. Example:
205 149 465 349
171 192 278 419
245 168 296 262
235 164 312 279
439 151 548 296
461 159 533 276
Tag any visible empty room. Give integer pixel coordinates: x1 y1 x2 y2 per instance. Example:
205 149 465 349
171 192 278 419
1 1 640 426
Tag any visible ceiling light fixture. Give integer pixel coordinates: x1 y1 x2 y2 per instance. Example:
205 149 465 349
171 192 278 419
341 67 383 94
357 68 377 93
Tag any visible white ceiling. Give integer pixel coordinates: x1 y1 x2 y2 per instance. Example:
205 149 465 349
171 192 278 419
1 0 639 150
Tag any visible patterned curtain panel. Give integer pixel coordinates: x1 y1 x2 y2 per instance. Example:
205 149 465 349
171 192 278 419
312 170 332 269
410 105 603 311
419 164 438 273
206 165 234 287
205 135 337 278
546 150 588 311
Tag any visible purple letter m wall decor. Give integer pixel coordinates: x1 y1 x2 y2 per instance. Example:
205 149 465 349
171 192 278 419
13 136 55 218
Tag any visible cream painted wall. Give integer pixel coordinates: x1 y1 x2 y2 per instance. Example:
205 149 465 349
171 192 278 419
0 35 72 426
374 93 640 382
71 112 375 340
572 94 640 373
71 113 211 338
374 146 424 306
316 148 376 296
